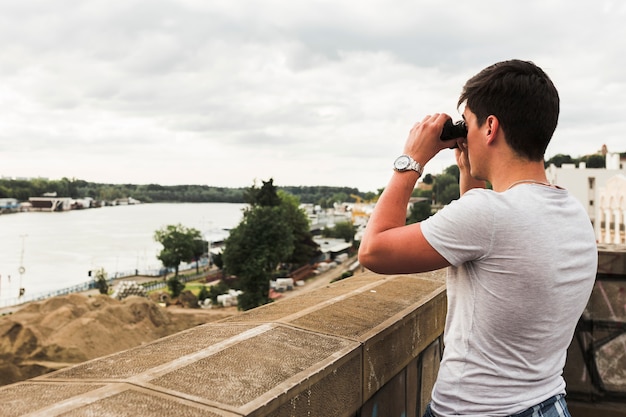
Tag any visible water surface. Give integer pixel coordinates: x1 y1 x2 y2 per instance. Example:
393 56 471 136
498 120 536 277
0 203 246 304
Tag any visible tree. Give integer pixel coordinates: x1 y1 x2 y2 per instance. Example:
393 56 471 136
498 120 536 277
213 252 224 270
191 238 205 274
444 165 460 183
363 191 378 201
323 221 356 242
223 178 310 310
167 276 185 298
198 285 210 303
581 154 605 168
331 192 349 207
278 190 319 266
433 173 459 205
93 268 109 295
440 183 460 205
545 154 575 168
245 178 281 207
223 205 293 310
154 224 203 277
407 200 432 224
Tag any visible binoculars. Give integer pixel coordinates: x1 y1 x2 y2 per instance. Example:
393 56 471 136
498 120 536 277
440 119 467 145
439 119 467 149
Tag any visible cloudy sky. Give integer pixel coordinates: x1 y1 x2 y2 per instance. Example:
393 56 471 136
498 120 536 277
1 0 624 193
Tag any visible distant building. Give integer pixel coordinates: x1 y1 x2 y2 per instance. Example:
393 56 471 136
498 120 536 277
0 198 19 213
71 197 94 209
314 236 352 262
113 197 141 205
28 197 72 212
545 149 626 243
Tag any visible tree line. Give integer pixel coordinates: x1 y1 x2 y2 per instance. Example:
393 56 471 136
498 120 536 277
544 153 607 168
9 153 596 230
1 151 610 205
0 177 375 206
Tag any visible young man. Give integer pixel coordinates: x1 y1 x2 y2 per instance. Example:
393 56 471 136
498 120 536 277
358 60 597 417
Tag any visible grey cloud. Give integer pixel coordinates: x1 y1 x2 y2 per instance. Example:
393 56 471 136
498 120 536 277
1 0 625 190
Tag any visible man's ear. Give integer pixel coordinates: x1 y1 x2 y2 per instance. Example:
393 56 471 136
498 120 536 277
485 115 499 145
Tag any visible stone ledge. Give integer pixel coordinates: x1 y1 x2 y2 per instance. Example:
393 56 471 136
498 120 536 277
1 270 446 417
597 244 626 276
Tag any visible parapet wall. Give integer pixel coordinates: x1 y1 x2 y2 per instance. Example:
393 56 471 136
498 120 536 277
4 246 626 416
2 270 447 417
565 244 626 416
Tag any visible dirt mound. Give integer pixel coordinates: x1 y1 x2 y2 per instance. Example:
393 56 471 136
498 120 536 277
0 293 235 386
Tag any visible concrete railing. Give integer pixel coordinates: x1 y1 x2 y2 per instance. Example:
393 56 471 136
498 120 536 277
5 245 624 416
565 244 626 417
1 270 447 417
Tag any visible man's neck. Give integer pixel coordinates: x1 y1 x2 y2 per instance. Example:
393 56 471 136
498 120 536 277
489 158 548 193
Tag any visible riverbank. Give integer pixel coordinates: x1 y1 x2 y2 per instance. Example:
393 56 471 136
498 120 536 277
0 255 359 316
0 272 170 316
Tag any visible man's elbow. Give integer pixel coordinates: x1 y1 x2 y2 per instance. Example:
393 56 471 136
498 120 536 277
357 247 371 271
358 244 386 274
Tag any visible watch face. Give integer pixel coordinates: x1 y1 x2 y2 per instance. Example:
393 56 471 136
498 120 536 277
394 155 410 170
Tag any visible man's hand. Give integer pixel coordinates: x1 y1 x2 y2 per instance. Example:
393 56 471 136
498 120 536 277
456 140 486 195
455 140 471 173
402 113 454 167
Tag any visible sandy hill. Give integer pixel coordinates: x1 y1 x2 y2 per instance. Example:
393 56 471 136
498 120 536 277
0 293 235 386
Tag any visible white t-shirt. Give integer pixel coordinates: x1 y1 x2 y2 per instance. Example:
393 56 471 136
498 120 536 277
421 184 597 417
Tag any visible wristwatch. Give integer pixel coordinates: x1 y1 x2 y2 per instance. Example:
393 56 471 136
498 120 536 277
393 155 423 176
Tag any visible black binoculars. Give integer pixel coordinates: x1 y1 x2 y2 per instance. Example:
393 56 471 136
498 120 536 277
440 119 467 144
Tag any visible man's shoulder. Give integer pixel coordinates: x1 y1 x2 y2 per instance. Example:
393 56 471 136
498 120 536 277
429 188 497 224
451 188 500 208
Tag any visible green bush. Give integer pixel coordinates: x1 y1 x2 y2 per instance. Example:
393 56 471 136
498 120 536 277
94 268 109 295
167 276 185 297
198 285 210 302
208 280 230 303
330 270 354 284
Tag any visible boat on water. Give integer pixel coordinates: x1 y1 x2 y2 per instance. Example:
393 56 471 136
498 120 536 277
0 198 20 215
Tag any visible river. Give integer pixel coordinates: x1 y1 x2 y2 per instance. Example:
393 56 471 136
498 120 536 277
0 202 246 306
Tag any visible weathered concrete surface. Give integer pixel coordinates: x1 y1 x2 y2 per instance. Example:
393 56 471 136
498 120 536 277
568 401 626 417
597 243 626 276
225 271 446 403
564 245 626 417
359 336 443 417
1 270 446 417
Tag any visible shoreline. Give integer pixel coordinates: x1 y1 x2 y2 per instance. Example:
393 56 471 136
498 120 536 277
0 256 360 317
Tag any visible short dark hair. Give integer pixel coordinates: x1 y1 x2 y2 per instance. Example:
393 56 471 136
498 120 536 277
458 60 559 161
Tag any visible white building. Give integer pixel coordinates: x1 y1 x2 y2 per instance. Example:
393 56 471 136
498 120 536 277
597 175 626 244
545 150 625 243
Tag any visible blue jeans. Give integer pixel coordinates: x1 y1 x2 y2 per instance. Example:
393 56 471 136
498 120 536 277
423 394 571 417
